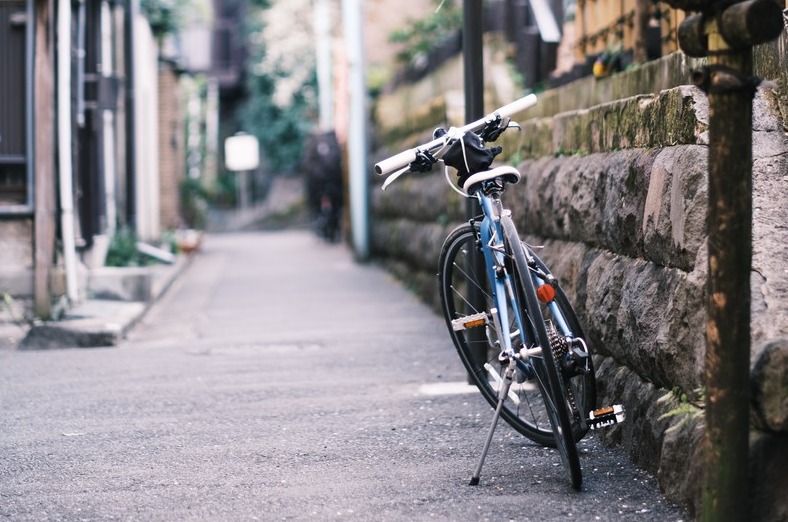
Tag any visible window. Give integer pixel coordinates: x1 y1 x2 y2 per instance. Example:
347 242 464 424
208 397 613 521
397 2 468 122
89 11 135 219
0 1 32 213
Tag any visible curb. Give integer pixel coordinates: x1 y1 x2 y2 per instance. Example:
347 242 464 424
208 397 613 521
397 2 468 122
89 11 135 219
18 255 194 350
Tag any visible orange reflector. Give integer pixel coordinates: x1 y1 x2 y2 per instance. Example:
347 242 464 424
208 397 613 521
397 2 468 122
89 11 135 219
536 284 556 303
463 318 486 329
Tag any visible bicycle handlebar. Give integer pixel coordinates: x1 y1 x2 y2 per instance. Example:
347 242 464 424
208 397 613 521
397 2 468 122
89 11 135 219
374 93 538 176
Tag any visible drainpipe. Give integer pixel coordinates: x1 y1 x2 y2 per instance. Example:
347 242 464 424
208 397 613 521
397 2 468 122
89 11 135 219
124 0 137 230
57 0 80 302
341 0 369 261
25 0 34 209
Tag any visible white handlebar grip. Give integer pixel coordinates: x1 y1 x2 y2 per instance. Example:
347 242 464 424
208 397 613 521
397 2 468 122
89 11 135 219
374 149 417 176
495 93 538 119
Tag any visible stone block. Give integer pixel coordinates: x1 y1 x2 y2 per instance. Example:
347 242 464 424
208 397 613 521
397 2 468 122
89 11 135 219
751 339 788 433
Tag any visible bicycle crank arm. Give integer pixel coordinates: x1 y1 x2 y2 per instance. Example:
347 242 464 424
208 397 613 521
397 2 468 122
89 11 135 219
587 404 626 430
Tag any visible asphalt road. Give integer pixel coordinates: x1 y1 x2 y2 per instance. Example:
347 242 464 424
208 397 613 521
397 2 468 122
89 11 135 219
0 231 687 521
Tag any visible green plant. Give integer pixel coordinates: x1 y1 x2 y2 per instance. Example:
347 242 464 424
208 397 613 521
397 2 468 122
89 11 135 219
105 229 143 267
141 0 185 38
657 386 706 433
237 8 318 174
2 292 23 324
388 0 462 66
180 177 209 229
159 230 180 255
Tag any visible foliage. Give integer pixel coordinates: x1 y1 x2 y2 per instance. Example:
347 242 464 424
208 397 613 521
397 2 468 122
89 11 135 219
657 386 706 434
105 228 183 267
240 69 316 173
238 10 317 174
105 229 145 267
388 0 462 66
1 292 25 325
180 177 209 229
141 0 186 38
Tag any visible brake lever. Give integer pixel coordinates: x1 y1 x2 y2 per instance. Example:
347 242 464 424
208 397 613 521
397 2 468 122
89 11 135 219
479 116 513 142
410 150 437 173
382 165 410 191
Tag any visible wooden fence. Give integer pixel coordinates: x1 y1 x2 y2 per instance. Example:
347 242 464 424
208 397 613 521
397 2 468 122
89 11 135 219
575 0 687 62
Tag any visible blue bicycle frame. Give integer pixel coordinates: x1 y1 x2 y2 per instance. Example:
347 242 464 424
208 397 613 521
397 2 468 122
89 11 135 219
476 192 575 363
477 194 530 356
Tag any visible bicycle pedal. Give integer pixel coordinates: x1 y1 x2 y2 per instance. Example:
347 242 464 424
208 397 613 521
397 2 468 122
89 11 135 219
587 404 626 430
451 312 488 331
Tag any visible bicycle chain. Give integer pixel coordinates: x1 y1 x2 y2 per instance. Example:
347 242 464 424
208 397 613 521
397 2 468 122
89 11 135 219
545 320 580 423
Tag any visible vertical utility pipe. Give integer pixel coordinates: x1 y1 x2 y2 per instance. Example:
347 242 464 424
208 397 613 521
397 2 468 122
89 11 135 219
314 0 334 131
702 21 751 522
463 0 486 376
100 1 117 233
341 0 369 260
463 0 484 126
124 0 137 230
25 0 34 208
57 0 80 302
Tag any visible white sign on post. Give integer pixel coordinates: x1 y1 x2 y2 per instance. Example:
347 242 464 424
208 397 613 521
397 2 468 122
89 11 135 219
224 133 260 171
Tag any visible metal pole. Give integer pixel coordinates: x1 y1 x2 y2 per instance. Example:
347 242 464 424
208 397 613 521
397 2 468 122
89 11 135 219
463 0 484 125
342 0 369 260
57 0 79 302
463 0 486 377
702 21 752 522
124 0 137 231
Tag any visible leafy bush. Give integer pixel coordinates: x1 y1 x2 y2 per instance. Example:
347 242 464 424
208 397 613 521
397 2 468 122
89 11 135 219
141 0 184 38
180 177 209 229
388 0 462 66
105 229 144 267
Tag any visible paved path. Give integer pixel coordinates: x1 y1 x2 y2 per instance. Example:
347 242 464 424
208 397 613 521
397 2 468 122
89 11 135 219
0 231 687 521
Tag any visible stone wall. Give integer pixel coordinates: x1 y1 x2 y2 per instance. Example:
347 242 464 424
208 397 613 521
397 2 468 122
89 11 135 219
371 39 788 518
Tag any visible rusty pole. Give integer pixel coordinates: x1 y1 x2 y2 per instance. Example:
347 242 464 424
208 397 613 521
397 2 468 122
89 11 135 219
669 1 783 519
702 21 753 521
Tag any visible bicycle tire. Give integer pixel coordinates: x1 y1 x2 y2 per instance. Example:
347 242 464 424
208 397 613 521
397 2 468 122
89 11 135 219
528 246 597 436
501 216 582 489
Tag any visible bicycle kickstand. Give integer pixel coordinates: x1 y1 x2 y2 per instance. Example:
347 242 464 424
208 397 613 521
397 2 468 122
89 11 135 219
469 356 517 486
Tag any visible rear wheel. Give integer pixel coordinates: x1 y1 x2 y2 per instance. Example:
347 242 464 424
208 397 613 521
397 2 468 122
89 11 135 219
528 247 597 441
501 217 582 489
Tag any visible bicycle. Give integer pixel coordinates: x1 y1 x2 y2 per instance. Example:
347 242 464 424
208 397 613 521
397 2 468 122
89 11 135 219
374 94 625 490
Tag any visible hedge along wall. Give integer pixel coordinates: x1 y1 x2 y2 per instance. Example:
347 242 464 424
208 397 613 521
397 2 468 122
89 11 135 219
371 38 788 518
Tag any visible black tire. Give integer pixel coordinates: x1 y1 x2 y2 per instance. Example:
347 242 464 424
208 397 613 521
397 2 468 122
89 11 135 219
528 246 597 437
501 217 582 489
438 221 587 488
